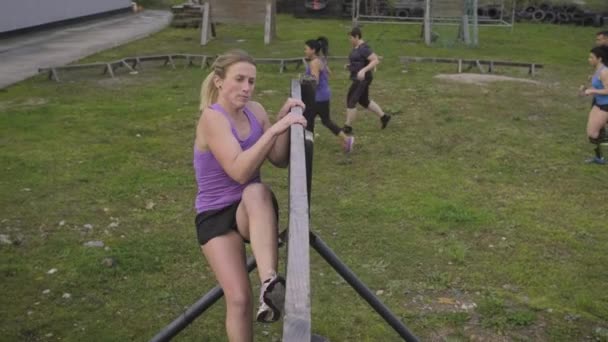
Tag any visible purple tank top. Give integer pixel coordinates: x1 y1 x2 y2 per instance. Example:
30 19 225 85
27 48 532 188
193 103 263 213
305 58 331 102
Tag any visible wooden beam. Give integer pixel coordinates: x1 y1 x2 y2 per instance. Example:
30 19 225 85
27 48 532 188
424 0 431 46
264 0 274 45
167 56 176 69
201 1 211 46
399 56 543 74
472 0 479 46
282 79 311 342
475 60 485 73
50 68 60 82
461 14 471 45
105 63 115 78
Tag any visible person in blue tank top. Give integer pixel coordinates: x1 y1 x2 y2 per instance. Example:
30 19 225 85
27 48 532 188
582 31 608 118
303 37 354 153
194 50 306 340
581 46 608 164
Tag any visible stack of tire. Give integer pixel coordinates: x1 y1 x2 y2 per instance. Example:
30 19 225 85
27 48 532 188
476 5 503 20
391 0 426 18
514 2 605 27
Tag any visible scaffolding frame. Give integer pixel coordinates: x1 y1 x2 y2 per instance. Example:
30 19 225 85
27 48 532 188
352 0 515 28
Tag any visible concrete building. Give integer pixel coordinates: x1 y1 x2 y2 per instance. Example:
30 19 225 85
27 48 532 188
0 0 132 33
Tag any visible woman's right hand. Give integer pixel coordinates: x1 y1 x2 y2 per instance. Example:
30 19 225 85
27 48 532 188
270 112 307 136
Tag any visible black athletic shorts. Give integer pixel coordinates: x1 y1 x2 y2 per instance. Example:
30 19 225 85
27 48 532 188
596 104 608 112
347 79 372 109
195 191 279 246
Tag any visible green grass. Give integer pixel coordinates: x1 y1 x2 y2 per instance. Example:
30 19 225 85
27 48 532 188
1 15 607 341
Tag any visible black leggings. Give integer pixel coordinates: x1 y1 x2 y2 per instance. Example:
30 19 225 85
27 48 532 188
303 100 342 135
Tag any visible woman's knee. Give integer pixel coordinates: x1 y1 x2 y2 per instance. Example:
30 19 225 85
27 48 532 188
224 287 252 312
588 130 600 140
242 183 272 203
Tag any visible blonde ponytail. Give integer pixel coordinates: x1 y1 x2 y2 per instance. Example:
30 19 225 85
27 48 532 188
199 71 218 111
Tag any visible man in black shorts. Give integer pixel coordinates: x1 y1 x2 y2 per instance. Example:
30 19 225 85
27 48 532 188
342 27 391 135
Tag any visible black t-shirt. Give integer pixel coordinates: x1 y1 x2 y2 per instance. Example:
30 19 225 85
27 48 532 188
349 42 373 81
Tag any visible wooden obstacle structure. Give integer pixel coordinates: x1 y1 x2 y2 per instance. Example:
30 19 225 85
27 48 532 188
148 79 420 341
200 0 276 45
38 54 384 82
38 54 310 81
38 54 214 81
399 56 543 76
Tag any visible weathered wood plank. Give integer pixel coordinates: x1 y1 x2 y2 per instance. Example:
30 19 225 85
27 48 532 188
475 60 485 73
282 79 311 342
201 2 211 46
105 63 115 78
399 56 544 71
120 60 134 72
50 68 59 81
264 0 273 45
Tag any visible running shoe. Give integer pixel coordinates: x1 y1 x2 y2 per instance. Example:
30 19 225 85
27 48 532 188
256 274 285 323
380 114 391 129
343 136 355 153
585 156 606 165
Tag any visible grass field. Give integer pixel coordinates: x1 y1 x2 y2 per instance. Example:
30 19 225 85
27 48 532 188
1 14 607 342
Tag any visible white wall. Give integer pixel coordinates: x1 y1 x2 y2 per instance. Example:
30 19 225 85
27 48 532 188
0 0 132 33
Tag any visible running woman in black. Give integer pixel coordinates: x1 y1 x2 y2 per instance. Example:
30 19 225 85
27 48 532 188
343 27 391 135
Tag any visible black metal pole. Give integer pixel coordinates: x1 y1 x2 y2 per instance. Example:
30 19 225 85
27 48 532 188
304 131 314 206
149 256 257 342
309 232 419 342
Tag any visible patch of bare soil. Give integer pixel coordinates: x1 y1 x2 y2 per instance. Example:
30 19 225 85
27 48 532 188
434 73 541 86
0 98 48 111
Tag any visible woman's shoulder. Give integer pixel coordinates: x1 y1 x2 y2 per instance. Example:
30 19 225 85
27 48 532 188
246 101 269 123
200 106 230 128
201 105 224 119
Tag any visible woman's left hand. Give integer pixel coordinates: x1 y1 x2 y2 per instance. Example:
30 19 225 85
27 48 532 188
356 70 365 81
584 88 595 96
277 98 305 120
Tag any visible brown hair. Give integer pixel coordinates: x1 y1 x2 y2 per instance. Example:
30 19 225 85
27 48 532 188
349 27 362 39
199 50 256 111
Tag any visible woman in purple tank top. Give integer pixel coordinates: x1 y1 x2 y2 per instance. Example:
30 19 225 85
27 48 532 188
193 50 306 339
304 37 354 153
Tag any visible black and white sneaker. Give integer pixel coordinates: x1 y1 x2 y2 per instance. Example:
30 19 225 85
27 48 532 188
380 114 391 129
256 274 285 323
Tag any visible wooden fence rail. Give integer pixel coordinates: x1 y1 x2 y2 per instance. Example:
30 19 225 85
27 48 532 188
282 79 312 341
399 56 543 76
